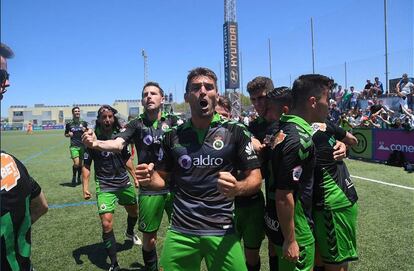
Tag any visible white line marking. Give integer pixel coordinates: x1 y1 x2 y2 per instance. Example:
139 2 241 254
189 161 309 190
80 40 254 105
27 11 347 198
351 175 414 191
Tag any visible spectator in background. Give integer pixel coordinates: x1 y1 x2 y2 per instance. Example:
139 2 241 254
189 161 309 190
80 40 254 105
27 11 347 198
362 79 374 99
350 86 358 109
216 95 232 119
329 100 341 124
335 85 344 110
372 77 384 96
396 73 414 112
342 87 352 110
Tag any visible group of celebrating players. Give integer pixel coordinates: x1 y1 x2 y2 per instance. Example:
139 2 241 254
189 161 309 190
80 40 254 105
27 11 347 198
1 41 358 271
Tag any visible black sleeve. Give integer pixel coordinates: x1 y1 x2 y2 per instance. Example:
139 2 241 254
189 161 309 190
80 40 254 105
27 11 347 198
234 124 261 171
64 123 70 134
115 119 138 144
29 177 42 200
12 154 42 200
326 120 346 141
154 130 174 172
121 146 132 163
83 148 93 167
274 137 305 191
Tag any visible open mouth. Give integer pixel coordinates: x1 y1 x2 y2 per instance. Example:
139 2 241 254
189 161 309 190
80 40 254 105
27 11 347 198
199 99 208 108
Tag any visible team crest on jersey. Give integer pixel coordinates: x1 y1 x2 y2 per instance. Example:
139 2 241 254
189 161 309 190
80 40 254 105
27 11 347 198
161 123 169 132
212 136 224 150
292 165 303 181
1 153 21 191
178 155 192 169
311 122 327 134
266 130 286 150
143 135 153 145
100 204 107 211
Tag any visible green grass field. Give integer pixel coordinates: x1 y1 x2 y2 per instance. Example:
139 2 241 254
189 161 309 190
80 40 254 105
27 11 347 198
1 130 413 271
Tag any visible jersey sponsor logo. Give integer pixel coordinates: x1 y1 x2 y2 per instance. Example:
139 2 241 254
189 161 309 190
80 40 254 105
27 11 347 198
143 135 153 145
377 142 414 153
193 155 223 167
178 154 224 169
1 153 21 191
292 165 303 181
178 155 192 169
212 137 224 150
245 142 255 156
264 212 280 232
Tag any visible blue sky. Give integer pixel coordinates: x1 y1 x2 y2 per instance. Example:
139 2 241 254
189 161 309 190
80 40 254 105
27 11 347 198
1 0 413 116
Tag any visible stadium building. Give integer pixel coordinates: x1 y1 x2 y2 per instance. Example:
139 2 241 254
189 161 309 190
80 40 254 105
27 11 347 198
3 99 143 130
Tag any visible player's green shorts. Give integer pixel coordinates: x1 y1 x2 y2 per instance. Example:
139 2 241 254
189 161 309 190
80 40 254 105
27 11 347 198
234 191 265 249
313 203 358 264
138 192 173 233
274 242 315 271
160 230 247 271
96 185 137 214
69 146 85 159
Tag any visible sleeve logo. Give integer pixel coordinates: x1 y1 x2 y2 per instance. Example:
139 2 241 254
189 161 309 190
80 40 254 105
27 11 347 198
245 142 255 156
1 153 21 191
292 165 303 181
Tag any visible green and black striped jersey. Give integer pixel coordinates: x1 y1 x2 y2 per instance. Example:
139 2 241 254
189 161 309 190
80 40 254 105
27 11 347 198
65 119 88 147
116 111 180 195
266 114 315 247
156 113 260 236
312 120 358 210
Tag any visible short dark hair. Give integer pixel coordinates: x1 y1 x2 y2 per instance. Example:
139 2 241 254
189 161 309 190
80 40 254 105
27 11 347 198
266 86 292 107
142 81 164 97
0 43 14 59
218 96 232 113
185 67 218 93
291 74 333 109
72 106 80 114
246 76 274 95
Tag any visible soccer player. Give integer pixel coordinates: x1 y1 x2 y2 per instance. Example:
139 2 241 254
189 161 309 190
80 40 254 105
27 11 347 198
312 121 358 271
216 95 232 120
65 106 88 186
1 43 49 271
82 81 179 271
267 74 333 271
135 67 262 271
82 105 141 271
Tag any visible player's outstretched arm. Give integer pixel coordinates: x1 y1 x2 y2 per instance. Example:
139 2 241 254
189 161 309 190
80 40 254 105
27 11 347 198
82 165 92 200
82 128 126 152
135 163 168 190
275 189 299 263
217 169 262 198
30 192 48 224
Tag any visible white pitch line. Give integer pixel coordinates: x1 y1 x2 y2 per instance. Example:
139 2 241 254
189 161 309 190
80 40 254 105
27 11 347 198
351 175 414 191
